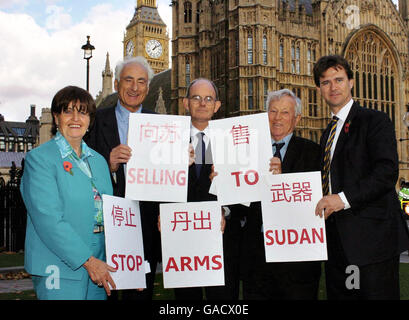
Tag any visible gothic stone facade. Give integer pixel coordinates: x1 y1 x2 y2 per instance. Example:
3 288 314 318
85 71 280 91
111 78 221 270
171 0 409 184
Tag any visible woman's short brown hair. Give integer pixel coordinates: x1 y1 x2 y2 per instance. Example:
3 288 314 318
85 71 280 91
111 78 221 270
50 86 96 135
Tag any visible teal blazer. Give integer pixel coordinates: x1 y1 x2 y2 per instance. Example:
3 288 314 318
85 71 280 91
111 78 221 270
21 138 113 281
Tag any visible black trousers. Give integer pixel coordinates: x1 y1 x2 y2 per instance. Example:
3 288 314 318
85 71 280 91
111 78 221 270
108 259 158 301
325 219 400 300
241 222 321 300
174 213 243 300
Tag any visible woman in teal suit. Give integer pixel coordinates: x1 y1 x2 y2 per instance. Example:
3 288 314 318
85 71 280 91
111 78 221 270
21 86 116 300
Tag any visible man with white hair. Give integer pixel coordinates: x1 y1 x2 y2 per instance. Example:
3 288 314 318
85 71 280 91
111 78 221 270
238 89 322 299
85 56 159 300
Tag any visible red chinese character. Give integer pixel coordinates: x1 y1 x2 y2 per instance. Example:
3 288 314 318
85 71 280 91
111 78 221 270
193 210 212 230
292 182 312 202
112 205 125 226
270 183 292 202
171 211 191 231
140 123 159 142
159 123 180 143
125 208 137 227
231 124 250 145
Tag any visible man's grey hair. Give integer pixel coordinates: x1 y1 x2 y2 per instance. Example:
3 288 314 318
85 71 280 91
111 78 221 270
266 89 302 116
114 56 154 83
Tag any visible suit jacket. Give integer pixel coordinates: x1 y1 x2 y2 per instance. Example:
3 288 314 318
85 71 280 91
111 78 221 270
85 104 160 263
321 101 409 266
187 137 216 202
21 139 113 280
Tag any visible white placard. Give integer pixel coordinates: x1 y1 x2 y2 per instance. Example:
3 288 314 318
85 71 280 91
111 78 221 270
160 201 225 288
260 172 327 262
125 113 191 202
208 113 273 205
102 194 146 290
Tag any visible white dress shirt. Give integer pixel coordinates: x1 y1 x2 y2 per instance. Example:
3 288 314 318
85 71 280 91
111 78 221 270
190 125 210 151
329 99 353 210
189 124 230 217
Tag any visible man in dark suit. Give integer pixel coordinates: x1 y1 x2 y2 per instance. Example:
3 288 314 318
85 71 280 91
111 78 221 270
239 89 322 300
85 56 160 300
313 55 409 299
173 77 241 300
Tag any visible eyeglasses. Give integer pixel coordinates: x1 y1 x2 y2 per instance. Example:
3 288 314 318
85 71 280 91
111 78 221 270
189 95 216 105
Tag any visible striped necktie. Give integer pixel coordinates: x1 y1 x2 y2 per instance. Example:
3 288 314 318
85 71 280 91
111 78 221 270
322 116 339 196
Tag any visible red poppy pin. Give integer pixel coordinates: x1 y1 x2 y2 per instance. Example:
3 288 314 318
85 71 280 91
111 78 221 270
63 161 73 175
344 121 351 134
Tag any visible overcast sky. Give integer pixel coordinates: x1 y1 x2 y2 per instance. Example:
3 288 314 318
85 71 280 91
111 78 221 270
0 0 172 122
0 0 400 122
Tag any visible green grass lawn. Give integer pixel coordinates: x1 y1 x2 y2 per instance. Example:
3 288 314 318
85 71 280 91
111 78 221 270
0 252 24 268
2 252 409 300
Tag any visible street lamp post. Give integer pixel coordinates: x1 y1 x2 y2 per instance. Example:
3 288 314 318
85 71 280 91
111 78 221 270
81 35 95 92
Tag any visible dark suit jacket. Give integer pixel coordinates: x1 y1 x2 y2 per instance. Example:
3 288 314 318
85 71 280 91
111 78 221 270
321 101 409 266
84 104 161 263
187 163 216 202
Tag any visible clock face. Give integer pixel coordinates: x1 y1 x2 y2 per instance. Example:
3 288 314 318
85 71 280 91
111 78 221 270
145 39 163 59
126 41 134 57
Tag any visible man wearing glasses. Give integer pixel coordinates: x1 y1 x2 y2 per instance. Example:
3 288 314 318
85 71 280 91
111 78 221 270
173 78 239 300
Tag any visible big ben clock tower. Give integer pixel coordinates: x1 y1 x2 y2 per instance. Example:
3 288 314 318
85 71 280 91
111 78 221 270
123 0 169 74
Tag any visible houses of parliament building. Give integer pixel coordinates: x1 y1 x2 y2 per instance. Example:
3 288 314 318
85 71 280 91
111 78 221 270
170 0 409 183
5 0 409 183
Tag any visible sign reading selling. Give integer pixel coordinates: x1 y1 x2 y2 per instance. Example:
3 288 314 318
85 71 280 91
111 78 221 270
160 201 225 288
126 113 191 202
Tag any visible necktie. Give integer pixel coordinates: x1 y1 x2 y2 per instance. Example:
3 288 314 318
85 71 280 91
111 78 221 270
273 142 285 161
195 132 206 177
322 116 339 196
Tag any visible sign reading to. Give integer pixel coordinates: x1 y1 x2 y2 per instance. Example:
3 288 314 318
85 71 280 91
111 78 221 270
208 113 273 205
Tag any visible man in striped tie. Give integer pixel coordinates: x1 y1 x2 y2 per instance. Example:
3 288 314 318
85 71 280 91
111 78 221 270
313 55 409 300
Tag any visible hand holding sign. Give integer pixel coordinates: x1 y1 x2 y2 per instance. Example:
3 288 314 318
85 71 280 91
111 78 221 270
109 144 132 172
83 256 117 296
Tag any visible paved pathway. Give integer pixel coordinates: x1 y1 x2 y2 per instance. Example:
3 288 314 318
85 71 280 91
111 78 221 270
1 254 409 294
0 278 33 293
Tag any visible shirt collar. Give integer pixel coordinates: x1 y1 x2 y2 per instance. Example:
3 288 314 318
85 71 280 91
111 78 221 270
271 132 293 145
54 131 93 160
331 99 354 123
190 124 210 137
116 100 142 122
